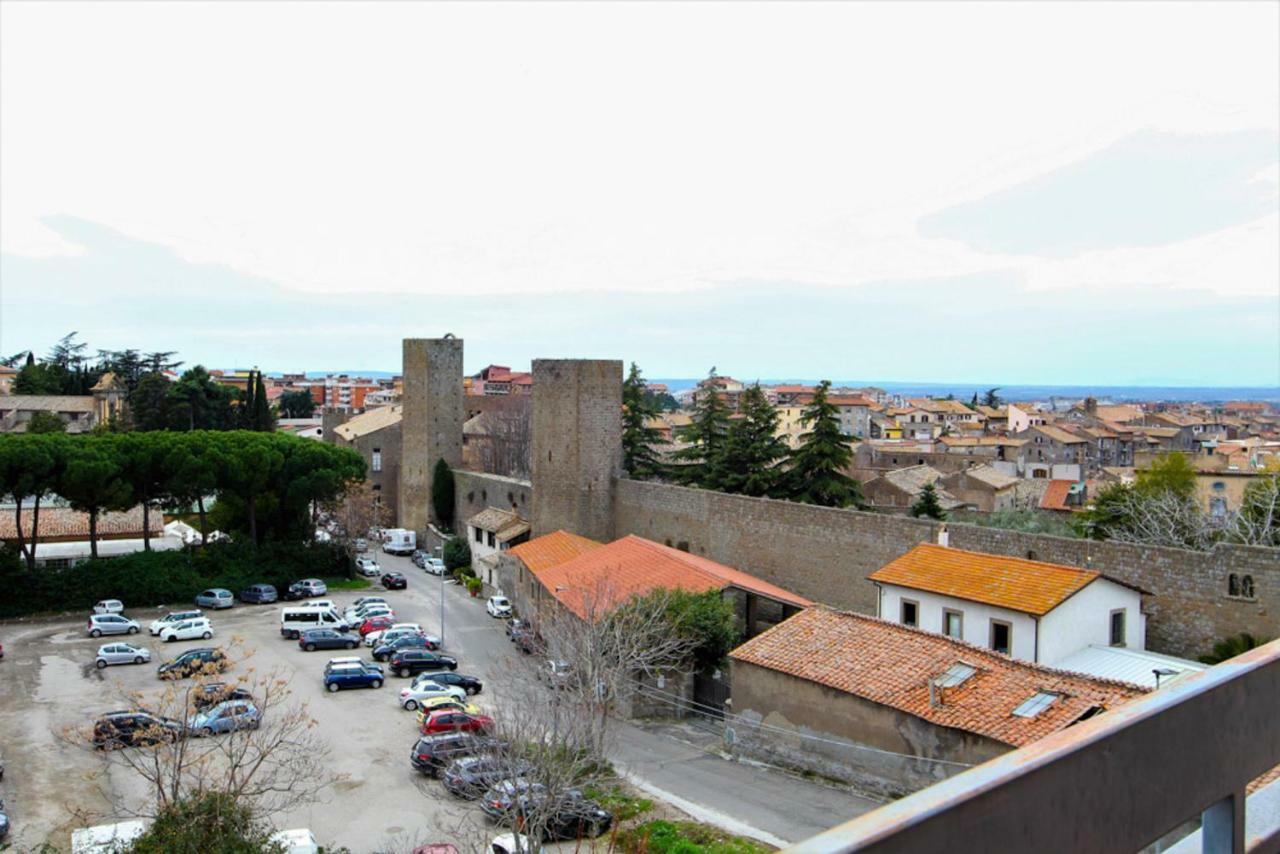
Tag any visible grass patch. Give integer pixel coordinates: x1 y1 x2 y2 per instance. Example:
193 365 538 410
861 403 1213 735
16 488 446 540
615 820 775 853
326 577 372 590
583 785 654 823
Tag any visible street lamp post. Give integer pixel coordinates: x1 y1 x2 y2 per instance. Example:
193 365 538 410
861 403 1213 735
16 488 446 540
436 544 446 647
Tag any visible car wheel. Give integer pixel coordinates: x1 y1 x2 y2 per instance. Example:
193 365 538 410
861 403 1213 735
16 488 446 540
90 629 102 638
398 667 410 678
201 726 215 737
166 635 176 642
133 656 144 664
305 644 316 652
95 659 107 669
467 686 478 695
128 626 139 634
346 641 357 649
327 683 340 693
403 699 418 710
370 679 383 689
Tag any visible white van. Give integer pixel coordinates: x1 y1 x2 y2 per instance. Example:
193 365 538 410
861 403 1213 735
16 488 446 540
280 607 348 639
382 528 416 555
71 820 149 853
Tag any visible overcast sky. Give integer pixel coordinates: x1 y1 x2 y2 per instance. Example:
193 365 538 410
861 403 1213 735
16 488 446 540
2 1 1277 385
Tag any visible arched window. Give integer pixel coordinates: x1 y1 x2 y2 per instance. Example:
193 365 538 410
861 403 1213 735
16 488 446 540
1242 576 1255 599
1228 574 1240 597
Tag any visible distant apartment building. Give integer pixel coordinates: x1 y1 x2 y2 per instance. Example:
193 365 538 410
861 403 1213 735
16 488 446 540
471 365 533 396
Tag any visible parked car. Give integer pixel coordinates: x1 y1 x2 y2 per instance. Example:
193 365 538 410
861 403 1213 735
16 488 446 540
92 710 183 749
292 579 328 598
191 683 254 712
409 732 504 776
534 792 613 841
270 828 321 854
358 615 396 637
479 779 543 819
345 602 393 623
149 610 204 636
157 647 228 679
512 627 543 656
369 626 439 650
382 571 407 590
488 834 534 854
324 662 384 692
188 698 261 736
415 698 483 722
355 556 381 577
239 584 278 604
280 606 348 639
95 643 152 668
298 629 360 652
349 596 389 611
393 650 459 677
87 614 140 638
92 599 125 615
486 596 513 618
442 755 535 799
280 583 309 601
411 550 429 568
397 680 468 711
412 670 483 695
355 538 368 552
423 558 447 576
158 617 214 643
538 659 576 690
195 588 234 610
505 618 529 639
420 708 493 735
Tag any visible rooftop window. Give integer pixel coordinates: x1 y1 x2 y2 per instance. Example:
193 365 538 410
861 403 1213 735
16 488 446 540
1013 691 1059 718
935 663 976 688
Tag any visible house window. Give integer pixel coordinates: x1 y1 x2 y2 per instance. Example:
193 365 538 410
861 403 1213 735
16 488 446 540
1110 610 1126 647
371 448 382 472
990 620 1012 655
474 527 483 543
935 662 976 687
1212 481 1226 492
487 531 496 548
900 600 919 627
943 609 963 639
1242 575 1255 599
1012 691 1059 718
1228 573 1240 597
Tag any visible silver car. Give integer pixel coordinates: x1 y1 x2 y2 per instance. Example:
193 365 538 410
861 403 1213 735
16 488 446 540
87 614 141 637
195 588 235 609
95 643 152 668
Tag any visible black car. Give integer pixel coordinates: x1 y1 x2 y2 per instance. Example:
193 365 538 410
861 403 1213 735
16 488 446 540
483 787 612 841
442 755 534 799
239 584 278 604
381 571 407 590
191 683 254 712
299 629 360 652
279 583 308 601
390 649 458 677
92 710 184 749
409 733 504 776
417 671 482 695
411 550 429 568
157 647 228 679
505 618 529 639
372 635 435 661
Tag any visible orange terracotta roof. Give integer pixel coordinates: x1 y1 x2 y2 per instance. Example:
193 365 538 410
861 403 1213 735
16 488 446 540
507 530 602 574
535 535 811 620
0 506 164 541
1039 480 1096 513
868 544 1099 616
730 607 1147 747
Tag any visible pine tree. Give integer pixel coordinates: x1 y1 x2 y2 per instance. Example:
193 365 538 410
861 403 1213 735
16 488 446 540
715 385 789 497
671 369 732 487
622 363 665 480
910 481 948 520
784 380 864 508
252 371 273 431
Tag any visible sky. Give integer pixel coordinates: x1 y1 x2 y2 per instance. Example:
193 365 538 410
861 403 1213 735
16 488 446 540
1 1 1278 386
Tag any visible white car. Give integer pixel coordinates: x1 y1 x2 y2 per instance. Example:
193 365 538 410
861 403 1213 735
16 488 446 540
159 617 214 643
299 599 337 612
424 558 447 575
397 680 467 711
149 610 205 636
354 557 381 577
345 603 394 623
366 625 439 648
269 828 320 854
486 596 513 618
93 599 125 615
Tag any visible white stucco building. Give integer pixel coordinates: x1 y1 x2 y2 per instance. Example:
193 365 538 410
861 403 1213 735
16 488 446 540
869 542 1147 667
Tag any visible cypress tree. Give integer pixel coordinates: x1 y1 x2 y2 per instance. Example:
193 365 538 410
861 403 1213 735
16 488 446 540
622 363 666 480
240 372 256 429
910 481 948 520
715 384 789 497
785 380 864 508
671 369 732 487
253 371 273 431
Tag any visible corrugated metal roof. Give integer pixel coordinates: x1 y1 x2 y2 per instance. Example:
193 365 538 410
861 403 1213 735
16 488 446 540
1050 645 1205 689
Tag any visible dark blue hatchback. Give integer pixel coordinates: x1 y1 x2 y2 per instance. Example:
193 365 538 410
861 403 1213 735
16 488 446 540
239 584 278 604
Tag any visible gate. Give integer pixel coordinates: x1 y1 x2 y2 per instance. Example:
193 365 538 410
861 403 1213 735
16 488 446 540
691 671 730 719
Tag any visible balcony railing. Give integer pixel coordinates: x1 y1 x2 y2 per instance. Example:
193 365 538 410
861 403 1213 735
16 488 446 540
786 639 1280 854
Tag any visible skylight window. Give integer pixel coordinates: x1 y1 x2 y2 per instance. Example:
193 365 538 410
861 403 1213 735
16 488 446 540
1013 691 1060 718
935 663 976 688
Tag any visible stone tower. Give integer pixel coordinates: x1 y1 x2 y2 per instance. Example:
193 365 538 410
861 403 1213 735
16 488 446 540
399 337 464 536
531 359 623 542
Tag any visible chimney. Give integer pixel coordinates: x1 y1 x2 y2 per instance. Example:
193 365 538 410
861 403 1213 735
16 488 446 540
929 680 942 708
937 524 949 548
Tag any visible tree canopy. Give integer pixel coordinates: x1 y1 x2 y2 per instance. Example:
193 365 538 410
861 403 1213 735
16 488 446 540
713 384 789 497
671 369 732 487
784 380 864 508
622 362 666 480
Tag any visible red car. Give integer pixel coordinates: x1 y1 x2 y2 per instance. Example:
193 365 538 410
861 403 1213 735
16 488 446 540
381 571 408 590
419 709 494 735
359 615 395 636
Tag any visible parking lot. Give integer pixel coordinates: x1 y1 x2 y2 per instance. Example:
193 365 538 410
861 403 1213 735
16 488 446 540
0 551 598 852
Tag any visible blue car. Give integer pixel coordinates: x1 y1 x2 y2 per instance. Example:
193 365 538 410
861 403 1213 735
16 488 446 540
324 662 384 693
195 588 234 609
239 584 278 604
188 698 261 736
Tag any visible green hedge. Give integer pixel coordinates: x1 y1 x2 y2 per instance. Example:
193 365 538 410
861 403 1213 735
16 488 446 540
615 820 774 854
0 540 350 619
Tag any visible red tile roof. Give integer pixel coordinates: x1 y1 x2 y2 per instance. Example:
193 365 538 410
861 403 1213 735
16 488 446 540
1039 479 1095 513
508 530 602 574
0 506 164 541
730 607 1147 747
533 535 811 620
868 544 1099 616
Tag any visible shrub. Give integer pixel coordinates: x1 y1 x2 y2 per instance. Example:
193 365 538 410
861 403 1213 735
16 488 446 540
129 791 284 854
615 820 774 854
431 458 455 529
465 576 483 595
442 537 471 571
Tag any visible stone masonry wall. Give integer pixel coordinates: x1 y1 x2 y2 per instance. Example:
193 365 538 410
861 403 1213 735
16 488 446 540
400 338 464 537
454 470 534 530
613 478 1280 659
